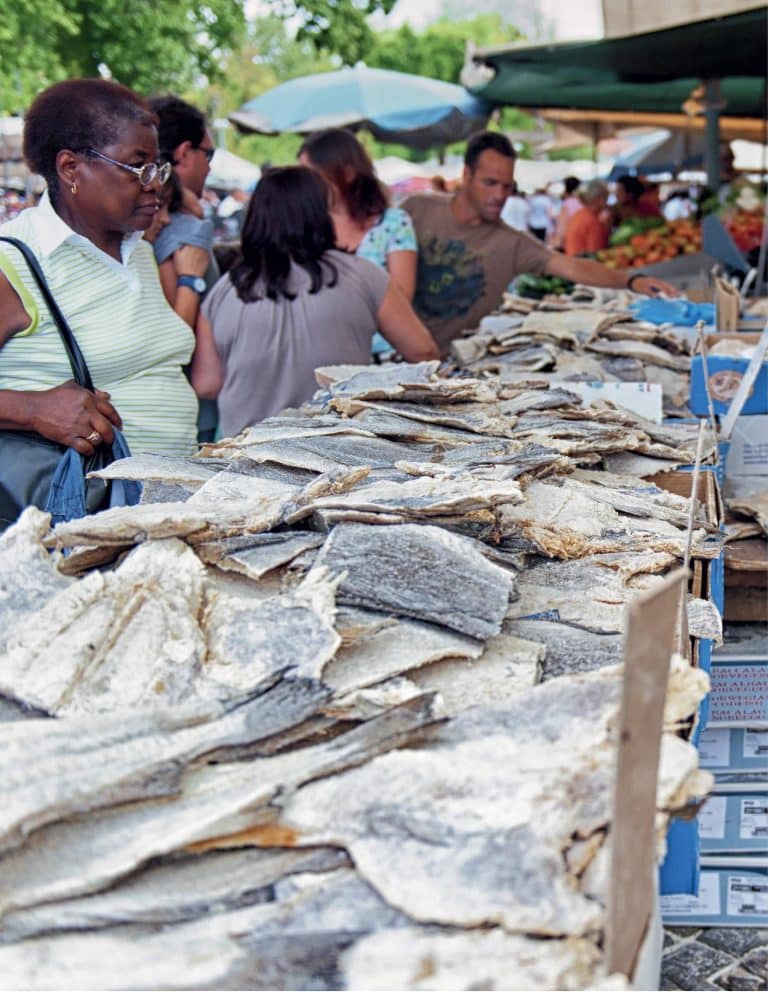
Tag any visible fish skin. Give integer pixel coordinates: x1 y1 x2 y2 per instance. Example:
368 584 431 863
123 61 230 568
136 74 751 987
202 569 342 693
0 695 441 917
0 868 408 992
310 523 515 639
0 678 329 856
0 846 349 943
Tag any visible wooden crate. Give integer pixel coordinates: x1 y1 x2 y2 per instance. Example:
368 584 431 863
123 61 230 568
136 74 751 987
724 537 768 623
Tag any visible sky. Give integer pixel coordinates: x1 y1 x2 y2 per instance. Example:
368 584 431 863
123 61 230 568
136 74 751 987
384 0 604 40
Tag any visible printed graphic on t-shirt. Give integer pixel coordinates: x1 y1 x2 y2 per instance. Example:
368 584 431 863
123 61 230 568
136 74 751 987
413 234 486 321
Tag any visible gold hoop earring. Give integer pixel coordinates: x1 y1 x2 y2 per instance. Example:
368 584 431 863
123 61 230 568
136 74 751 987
70 181 78 195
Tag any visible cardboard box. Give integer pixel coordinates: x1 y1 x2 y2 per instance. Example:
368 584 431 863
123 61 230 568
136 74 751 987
699 790 768 854
698 727 768 773
726 417 768 475
661 859 768 927
551 380 663 422
690 333 768 416
708 661 768 728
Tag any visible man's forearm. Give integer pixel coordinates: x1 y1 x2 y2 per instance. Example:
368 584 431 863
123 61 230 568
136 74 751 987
545 252 629 288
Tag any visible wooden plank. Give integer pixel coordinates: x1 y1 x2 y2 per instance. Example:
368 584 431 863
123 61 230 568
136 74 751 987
725 538 768 573
538 108 768 141
606 567 688 980
724 587 768 622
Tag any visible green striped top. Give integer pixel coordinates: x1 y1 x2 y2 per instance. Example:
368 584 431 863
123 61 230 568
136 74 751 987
0 194 198 455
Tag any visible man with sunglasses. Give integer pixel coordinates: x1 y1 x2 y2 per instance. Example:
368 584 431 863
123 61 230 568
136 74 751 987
147 94 219 442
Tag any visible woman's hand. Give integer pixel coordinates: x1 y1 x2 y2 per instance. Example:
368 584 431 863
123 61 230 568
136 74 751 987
28 382 122 455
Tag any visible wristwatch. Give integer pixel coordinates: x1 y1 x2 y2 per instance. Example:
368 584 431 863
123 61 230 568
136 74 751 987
177 275 207 294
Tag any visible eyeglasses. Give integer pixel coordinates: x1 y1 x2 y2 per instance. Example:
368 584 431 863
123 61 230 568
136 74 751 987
86 148 172 188
196 145 215 163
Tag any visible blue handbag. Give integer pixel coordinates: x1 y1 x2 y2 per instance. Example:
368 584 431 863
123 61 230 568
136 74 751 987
0 236 140 530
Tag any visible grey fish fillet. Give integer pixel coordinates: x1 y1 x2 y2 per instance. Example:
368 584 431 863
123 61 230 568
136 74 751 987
196 531 325 580
505 618 622 681
310 523 516 639
0 677 329 856
0 695 441 917
0 846 349 943
0 868 408 991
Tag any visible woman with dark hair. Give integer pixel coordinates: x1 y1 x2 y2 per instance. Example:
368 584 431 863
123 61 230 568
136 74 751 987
298 128 418 356
191 166 438 436
0 78 198 466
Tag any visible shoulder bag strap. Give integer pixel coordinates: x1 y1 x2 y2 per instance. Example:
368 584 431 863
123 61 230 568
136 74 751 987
0 235 94 391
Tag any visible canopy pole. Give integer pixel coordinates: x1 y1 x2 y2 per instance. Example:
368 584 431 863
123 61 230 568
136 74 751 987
704 79 722 191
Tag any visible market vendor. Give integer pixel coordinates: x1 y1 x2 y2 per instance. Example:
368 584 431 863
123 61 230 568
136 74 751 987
403 131 678 356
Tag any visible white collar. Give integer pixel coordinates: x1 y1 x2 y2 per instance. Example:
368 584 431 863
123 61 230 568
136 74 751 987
31 191 143 263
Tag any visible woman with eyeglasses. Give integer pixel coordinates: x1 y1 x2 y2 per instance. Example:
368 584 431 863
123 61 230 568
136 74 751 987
0 78 199 461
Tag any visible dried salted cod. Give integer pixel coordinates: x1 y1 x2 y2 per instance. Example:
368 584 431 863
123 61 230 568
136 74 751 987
333 398 516 437
506 555 665 634
310 523 515 639
0 867 409 992
88 454 219 488
0 846 348 943
0 696 440 916
0 679 328 857
46 501 210 549
342 927 601 992
328 362 498 405
602 451 688 478
300 473 524 523
202 568 341 693
314 363 372 387
496 386 583 417
325 677 425 720
642 364 691 413
726 483 768 535
687 597 723 644
197 415 375 458
0 539 208 716
266 725 615 935
349 408 493 445
665 654 711 732
195 531 324 580
322 614 483 695
498 478 700 559
223 433 439 474
585 337 690 371
509 414 646 457
406 633 543 714
521 308 626 344
506 619 622 681
0 508 71 654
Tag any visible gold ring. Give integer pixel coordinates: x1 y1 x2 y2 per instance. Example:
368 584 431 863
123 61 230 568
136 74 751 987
85 430 102 445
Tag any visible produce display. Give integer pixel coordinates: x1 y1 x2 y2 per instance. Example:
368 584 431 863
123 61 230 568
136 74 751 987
513 272 576 298
722 207 764 254
595 218 703 268
704 180 766 255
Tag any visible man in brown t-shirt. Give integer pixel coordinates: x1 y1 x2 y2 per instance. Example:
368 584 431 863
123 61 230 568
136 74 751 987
404 132 676 355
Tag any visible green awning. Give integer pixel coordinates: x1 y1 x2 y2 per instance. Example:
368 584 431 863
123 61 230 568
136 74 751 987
463 8 767 117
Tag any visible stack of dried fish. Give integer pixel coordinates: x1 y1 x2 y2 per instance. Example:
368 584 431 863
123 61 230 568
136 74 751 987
448 292 694 416
0 360 721 990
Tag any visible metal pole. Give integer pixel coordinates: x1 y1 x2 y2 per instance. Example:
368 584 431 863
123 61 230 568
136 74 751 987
704 79 721 192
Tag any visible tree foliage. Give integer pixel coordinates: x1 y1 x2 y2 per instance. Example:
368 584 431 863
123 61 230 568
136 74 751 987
0 0 246 113
270 0 396 66
366 15 523 87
